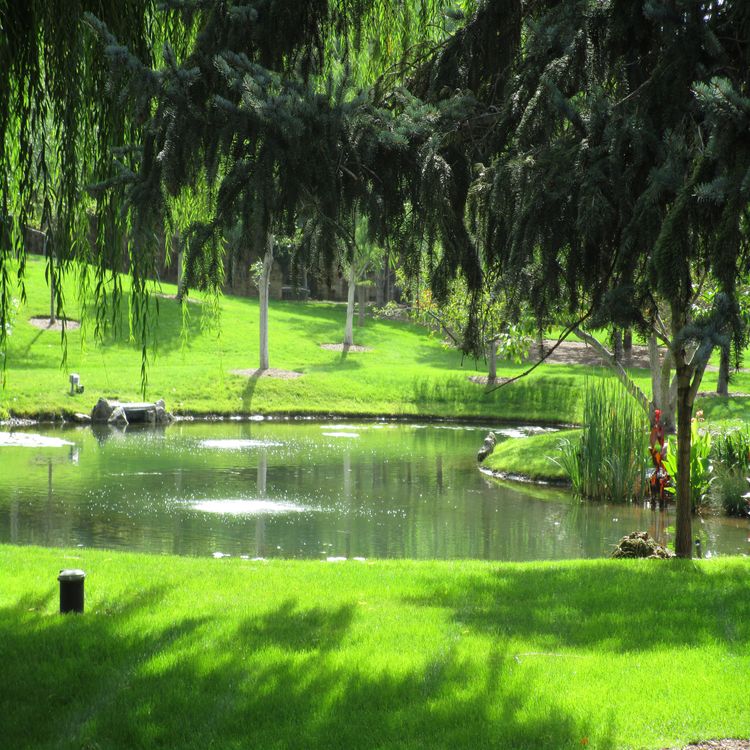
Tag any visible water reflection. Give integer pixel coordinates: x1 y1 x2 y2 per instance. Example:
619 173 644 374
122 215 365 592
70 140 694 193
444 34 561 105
0 421 747 560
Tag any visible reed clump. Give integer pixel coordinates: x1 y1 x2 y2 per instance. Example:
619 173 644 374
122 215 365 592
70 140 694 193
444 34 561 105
552 378 649 502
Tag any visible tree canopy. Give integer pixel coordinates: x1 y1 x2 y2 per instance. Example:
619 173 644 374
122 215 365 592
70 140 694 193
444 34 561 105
3 0 750 557
415 0 750 556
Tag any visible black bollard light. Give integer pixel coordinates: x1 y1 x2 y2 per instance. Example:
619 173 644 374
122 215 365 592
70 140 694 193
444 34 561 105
695 538 703 559
58 569 86 614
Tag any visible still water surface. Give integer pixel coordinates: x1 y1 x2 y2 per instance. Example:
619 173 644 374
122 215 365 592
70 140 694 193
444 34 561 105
1 421 748 560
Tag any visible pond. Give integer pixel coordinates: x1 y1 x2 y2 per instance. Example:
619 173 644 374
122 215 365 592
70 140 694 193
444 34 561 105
0 420 748 560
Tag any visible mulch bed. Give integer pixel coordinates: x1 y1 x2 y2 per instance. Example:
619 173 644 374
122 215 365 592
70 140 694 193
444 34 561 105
28 316 80 331
468 375 511 386
320 343 372 352
467 340 750 388
229 368 302 379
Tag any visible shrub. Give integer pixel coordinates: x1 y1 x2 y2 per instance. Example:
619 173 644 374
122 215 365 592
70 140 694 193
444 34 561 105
707 427 750 517
711 426 750 474
662 419 712 513
709 467 750 517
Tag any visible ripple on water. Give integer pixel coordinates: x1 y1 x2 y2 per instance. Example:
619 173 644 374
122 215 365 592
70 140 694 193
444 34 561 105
189 499 309 515
321 432 359 438
199 439 282 450
0 432 74 448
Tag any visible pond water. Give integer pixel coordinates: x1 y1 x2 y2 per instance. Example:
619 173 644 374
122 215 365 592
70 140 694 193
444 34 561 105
1 420 748 560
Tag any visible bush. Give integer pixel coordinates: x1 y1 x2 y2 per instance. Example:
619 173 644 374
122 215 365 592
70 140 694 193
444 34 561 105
711 426 750 474
709 468 750 517
707 427 750 517
662 419 712 513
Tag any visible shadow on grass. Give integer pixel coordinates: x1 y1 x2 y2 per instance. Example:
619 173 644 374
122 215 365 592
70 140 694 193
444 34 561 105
403 561 750 653
412 374 580 420
79 292 204 356
237 597 355 652
0 583 613 750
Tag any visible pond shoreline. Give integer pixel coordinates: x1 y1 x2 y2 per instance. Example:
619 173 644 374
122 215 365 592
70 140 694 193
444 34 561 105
478 465 571 488
1 409 578 430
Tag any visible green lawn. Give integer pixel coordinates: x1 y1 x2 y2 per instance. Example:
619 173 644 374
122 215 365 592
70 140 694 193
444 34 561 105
1 545 748 750
3 256 750 424
483 429 577 482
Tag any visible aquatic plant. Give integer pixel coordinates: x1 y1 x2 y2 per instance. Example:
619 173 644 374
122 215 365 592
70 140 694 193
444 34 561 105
552 377 648 502
707 426 750 516
662 418 712 512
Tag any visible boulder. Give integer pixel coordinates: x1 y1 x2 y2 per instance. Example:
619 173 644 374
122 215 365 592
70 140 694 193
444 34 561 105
611 531 675 559
91 398 115 423
91 397 173 426
108 406 129 427
477 431 497 462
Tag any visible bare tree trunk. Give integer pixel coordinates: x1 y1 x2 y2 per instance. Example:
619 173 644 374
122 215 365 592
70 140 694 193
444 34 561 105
45 233 56 323
717 345 730 396
176 233 184 301
344 264 356 346
488 339 498 381
357 284 366 327
612 328 623 362
660 353 677 433
259 232 274 370
649 334 676 432
623 328 633 359
649 334 661 418
670 302 712 559
674 362 694 558
50 269 56 323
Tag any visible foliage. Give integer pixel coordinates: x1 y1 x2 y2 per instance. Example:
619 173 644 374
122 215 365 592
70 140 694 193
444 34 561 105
414 0 750 556
662 418 712 513
0 0 474 385
711 425 750 473
551 378 649 503
708 467 750 518
405 276 536 363
707 426 750 517
0 0 196 384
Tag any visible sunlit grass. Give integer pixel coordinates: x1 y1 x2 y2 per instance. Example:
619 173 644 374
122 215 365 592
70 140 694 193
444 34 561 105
2 255 750 424
1 545 748 750
483 429 577 481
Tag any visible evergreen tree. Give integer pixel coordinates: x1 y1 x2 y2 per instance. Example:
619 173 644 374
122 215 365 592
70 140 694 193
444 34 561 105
406 0 750 557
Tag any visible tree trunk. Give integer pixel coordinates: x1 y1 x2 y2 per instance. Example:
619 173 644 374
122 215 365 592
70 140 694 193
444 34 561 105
674 364 694 558
661 354 677 433
623 328 633 359
488 339 497 381
176 242 184 301
647 336 677 433
612 328 623 362
50 268 56 323
344 264 356 346
45 233 56 324
717 345 730 396
259 232 274 370
649 334 661 420
357 284 366 327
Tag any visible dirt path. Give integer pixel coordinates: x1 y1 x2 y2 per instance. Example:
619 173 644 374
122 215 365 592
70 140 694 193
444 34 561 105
527 340 652 368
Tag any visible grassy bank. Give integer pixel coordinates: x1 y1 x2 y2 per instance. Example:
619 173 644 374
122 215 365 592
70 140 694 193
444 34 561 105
483 429 577 482
2 256 750 424
1 545 748 750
